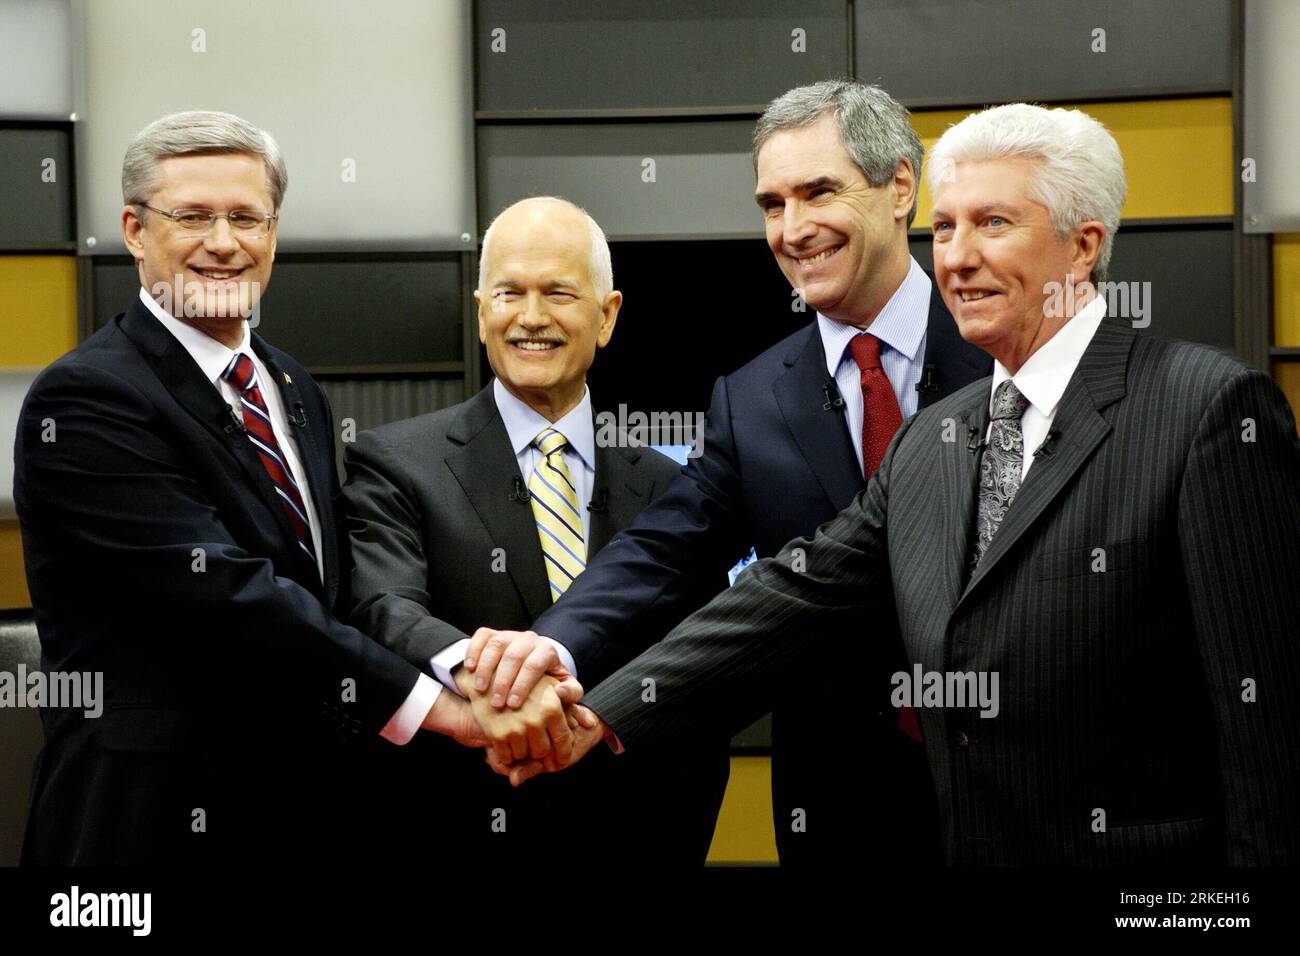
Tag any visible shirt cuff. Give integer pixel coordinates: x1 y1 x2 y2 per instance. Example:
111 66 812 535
379 673 441 745
430 639 471 696
541 636 578 680
604 729 625 755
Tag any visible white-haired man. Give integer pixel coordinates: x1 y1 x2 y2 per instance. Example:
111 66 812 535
342 196 730 864
505 105 1300 866
15 111 487 866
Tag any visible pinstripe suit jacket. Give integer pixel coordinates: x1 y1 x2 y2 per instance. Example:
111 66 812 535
583 318 1300 865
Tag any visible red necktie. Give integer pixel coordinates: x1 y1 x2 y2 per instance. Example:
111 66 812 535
221 353 318 568
847 333 921 743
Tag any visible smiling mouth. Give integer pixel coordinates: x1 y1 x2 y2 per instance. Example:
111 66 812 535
794 245 843 268
509 339 563 352
191 267 244 282
959 290 998 302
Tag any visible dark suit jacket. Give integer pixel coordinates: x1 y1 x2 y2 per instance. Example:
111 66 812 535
342 384 730 864
15 295 421 866
583 320 1300 866
531 280 990 865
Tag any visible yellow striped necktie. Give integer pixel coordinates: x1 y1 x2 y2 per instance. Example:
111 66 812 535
528 427 587 601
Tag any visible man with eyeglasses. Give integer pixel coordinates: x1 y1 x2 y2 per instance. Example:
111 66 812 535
14 111 494 866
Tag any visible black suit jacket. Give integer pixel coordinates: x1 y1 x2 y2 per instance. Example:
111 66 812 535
531 279 991 864
343 384 729 864
584 320 1300 866
15 296 421 866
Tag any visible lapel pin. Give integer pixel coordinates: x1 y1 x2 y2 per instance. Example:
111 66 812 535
283 372 293 385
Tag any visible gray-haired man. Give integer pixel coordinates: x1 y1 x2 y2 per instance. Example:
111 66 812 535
16 111 489 865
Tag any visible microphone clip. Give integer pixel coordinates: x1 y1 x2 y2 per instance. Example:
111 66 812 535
287 402 308 428
822 380 845 412
588 489 609 514
509 476 531 502
915 364 939 393
223 407 246 435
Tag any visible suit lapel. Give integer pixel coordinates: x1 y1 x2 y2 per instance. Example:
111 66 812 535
938 388 990 609
444 387 552 622
588 440 656 556
118 300 317 582
773 325 864 511
918 279 994 411
958 319 1134 605
255 339 337 595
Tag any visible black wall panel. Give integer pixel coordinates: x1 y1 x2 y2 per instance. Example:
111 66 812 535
476 0 849 112
854 0 1232 107
92 255 464 368
909 225 1235 351
0 126 73 246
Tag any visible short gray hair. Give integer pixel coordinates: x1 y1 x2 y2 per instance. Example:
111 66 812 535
478 197 614 301
927 103 1126 281
122 110 288 211
752 80 926 227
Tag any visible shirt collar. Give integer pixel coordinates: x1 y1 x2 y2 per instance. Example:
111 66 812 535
817 257 931 377
989 295 1108 418
492 377 595 471
138 286 251 385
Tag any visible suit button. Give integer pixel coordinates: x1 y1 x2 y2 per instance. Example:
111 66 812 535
954 731 971 748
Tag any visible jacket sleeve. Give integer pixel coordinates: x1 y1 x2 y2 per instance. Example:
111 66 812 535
1177 367 1300 865
14 360 421 733
531 373 757 686
580 413 908 749
342 428 472 668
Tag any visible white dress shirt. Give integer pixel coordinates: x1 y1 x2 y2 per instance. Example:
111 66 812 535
986 295 1108 480
139 288 437 745
430 378 587 695
818 257 932 474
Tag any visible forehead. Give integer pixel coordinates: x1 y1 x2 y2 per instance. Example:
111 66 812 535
932 157 1042 210
755 114 860 190
484 214 592 284
153 152 272 205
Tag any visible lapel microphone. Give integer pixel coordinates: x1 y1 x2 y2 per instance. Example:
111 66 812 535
915 364 939 393
822 380 845 411
588 488 609 513
223 406 246 435
509 476 531 502
286 402 308 428
1035 430 1059 459
966 425 983 454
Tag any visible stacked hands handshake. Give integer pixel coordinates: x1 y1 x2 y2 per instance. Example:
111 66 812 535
423 628 611 786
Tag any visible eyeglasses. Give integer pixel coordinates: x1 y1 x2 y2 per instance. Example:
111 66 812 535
137 204 278 237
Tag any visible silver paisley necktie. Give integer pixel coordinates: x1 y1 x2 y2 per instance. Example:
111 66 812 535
971 379 1031 570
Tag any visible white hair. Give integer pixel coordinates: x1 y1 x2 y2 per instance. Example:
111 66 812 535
927 103 1126 281
478 197 613 300
123 110 288 210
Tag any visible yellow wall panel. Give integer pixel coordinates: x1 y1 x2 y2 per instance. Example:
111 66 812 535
911 97 1233 227
706 755 778 864
1275 363 1300 436
0 256 78 367
1274 234 1300 348
0 520 30 609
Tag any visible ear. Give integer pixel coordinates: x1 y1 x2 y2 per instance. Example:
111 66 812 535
892 158 917 226
1070 221 1106 284
473 289 488 344
595 289 622 349
121 205 146 262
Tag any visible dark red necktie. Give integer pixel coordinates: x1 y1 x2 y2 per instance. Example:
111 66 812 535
221 353 317 568
847 333 921 743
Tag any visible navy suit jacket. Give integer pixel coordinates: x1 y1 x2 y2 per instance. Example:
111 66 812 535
532 278 991 864
16 296 420 865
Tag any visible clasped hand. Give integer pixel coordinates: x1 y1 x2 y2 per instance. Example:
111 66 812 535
456 627 608 785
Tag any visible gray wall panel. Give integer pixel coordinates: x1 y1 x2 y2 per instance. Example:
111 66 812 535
476 0 848 112
0 0 73 118
92 256 464 368
478 121 762 239
0 127 74 245
77 0 476 252
910 226 1234 351
325 377 466 476
855 0 1231 106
